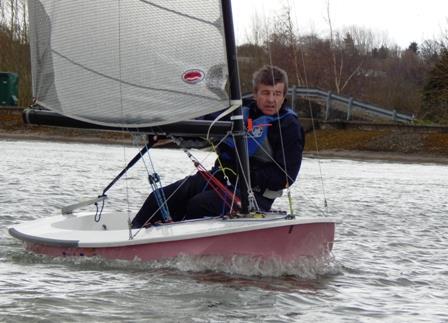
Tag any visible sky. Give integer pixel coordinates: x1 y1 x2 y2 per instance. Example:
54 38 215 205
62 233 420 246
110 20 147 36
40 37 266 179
231 0 448 48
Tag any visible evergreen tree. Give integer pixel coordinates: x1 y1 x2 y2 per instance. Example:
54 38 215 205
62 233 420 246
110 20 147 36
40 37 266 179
407 42 419 54
422 50 448 122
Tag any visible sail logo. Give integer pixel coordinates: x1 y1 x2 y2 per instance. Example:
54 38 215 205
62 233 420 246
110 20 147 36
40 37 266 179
182 69 205 84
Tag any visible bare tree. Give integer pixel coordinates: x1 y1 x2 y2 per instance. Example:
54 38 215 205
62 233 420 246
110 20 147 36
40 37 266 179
271 2 305 86
325 0 363 94
420 39 443 64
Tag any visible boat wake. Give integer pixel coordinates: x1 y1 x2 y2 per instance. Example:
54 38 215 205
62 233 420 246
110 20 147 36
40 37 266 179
155 253 342 279
10 248 341 279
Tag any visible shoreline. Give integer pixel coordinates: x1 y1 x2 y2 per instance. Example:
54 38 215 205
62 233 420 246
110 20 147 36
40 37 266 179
2 107 448 165
305 150 448 165
1 130 448 165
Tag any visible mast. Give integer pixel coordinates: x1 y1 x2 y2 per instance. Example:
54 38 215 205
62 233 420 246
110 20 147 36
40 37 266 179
221 0 251 214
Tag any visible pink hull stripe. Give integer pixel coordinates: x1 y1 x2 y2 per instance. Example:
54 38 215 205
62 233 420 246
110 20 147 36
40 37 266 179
26 223 335 262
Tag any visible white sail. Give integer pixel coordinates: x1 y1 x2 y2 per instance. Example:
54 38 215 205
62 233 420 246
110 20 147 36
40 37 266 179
28 0 229 127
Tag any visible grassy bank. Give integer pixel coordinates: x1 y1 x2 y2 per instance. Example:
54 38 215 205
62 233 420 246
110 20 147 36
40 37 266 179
306 129 448 155
304 128 448 164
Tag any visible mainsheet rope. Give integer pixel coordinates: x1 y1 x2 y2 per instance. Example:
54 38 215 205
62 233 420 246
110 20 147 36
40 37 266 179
116 0 134 228
287 0 329 211
246 131 327 216
263 18 295 215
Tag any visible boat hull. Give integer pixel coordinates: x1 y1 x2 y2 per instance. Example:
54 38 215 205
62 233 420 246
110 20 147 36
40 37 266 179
19 222 335 262
10 213 339 262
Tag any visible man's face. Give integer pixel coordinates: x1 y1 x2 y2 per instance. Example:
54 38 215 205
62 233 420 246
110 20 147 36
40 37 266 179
254 82 286 115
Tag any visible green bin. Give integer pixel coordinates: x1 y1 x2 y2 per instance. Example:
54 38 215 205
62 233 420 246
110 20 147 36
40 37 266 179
0 72 19 106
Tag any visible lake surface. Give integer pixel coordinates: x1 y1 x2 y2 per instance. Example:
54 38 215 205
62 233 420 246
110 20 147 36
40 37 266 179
1 139 447 322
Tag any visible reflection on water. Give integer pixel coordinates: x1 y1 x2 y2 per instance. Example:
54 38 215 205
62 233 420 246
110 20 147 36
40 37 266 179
1 139 448 322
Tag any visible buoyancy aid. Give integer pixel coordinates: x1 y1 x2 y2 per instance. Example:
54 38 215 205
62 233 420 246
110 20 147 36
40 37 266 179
222 106 297 159
219 107 297 201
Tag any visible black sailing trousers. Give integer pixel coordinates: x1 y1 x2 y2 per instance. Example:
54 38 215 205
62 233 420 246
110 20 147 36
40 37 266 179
131 172 232 228
131 171 274 228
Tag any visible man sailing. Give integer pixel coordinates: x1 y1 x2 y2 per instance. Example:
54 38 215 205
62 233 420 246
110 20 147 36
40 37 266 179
132 65 304 228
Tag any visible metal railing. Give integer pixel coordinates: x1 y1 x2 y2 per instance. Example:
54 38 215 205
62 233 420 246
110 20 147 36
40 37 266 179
287 86 414 123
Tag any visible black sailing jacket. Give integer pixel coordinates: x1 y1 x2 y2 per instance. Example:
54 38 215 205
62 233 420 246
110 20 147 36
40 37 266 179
216 98 305 198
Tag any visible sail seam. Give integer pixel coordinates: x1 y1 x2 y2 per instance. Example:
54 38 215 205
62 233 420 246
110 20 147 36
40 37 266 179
138 0 217 26
51 49 223 101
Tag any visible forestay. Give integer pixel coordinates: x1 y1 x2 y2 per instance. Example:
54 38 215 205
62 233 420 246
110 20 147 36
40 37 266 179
28 0 229 127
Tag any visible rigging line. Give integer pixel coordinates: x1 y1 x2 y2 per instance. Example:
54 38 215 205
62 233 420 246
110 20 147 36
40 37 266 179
196 169 237 210
132 142 224 238
212 131 232 150
247 126 325 214
137 144 170 220
94 198 106 222
116 0 132 224
209 133 234 185
133 161 236 237
247 132 293 183
132 169 193 238
206 103 240 142
146 149 171 220
229 175 239 215
138 0 218 27
286 0 303 86
263 16 293 214
288 0 328 210
273 96 293 214
50 49 223 102
173 137 239 208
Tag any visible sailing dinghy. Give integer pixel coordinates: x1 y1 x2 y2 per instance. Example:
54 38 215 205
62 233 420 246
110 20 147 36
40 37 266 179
9 0 340 263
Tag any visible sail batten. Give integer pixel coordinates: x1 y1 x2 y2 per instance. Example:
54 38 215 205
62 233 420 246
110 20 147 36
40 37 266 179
138 0 219 26
29 0 229 127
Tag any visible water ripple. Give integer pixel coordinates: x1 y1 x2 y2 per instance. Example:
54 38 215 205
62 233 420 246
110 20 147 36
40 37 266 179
1 139 448 322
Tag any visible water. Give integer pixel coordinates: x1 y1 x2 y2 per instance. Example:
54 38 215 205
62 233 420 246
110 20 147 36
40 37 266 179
1 139 447 322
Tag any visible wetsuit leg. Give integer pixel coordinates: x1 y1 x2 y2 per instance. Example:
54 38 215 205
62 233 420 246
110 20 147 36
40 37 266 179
183 191 274 219
184 189 229 220
131 172 209 228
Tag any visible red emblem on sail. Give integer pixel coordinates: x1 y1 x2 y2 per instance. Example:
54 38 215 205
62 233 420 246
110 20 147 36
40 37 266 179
182 69 205 84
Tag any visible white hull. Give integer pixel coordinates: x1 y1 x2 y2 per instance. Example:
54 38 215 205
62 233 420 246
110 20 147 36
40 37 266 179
9 213 340 262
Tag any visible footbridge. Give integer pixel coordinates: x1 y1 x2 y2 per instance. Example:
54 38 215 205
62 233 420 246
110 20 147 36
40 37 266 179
286 87 415 124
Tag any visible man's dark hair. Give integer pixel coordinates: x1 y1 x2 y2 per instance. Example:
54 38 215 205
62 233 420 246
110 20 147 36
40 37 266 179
252 65 288 95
